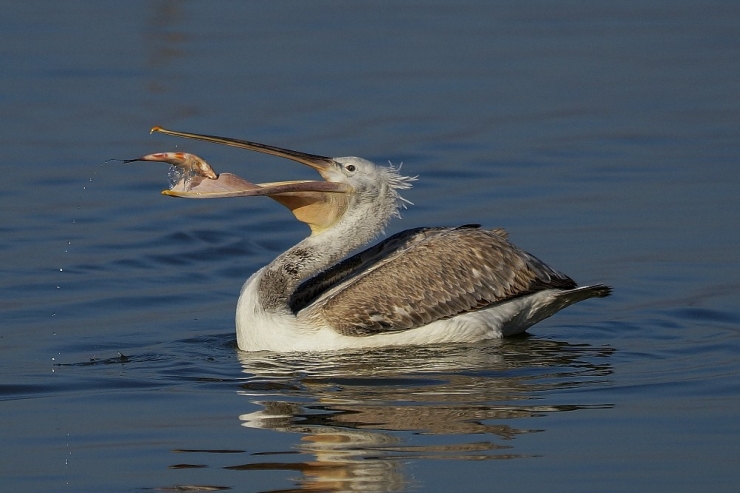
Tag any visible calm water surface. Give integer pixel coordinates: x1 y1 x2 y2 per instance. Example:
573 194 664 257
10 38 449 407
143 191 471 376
2 1 739 492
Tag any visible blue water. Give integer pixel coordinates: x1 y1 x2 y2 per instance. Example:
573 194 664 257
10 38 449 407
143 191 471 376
2 1 740 491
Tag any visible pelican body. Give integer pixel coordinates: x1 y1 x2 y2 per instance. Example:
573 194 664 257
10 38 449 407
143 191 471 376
138 127 611 352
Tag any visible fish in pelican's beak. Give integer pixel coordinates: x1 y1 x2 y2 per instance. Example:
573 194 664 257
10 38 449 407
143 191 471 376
134 126 353 233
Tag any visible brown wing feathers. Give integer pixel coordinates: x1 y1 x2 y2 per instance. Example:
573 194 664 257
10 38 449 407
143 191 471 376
300 225 576 336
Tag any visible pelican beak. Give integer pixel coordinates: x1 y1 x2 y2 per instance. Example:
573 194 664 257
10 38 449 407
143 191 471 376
148 127 351 233
151 126 339 178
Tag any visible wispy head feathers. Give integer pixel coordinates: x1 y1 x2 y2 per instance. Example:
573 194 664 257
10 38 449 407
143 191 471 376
384 161 418 216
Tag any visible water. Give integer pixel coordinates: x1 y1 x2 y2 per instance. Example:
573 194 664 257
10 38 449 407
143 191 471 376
2 1 739 491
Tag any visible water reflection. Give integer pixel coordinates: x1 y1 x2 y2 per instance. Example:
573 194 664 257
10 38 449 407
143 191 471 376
234 339 614 492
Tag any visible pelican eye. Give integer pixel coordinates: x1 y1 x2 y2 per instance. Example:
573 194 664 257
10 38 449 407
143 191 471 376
345 164 356 172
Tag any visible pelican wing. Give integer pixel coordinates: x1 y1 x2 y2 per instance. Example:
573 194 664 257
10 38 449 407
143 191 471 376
290 226 450 312
299 225 578 336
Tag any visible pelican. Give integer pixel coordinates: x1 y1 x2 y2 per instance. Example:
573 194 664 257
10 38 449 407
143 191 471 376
133 127 611 352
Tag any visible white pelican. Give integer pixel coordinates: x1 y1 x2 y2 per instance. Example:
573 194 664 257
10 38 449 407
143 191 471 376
133 127 611 352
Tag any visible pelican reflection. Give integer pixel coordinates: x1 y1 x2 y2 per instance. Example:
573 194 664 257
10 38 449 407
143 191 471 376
231 340 613 492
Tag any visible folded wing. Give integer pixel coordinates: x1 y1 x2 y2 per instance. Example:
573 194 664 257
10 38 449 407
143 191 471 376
297 225 578 336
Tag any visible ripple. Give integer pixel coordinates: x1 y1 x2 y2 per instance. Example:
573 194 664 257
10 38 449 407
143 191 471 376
673 307 740 324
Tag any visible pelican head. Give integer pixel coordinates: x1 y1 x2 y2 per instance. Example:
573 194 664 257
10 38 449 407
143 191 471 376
143 127 414 235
